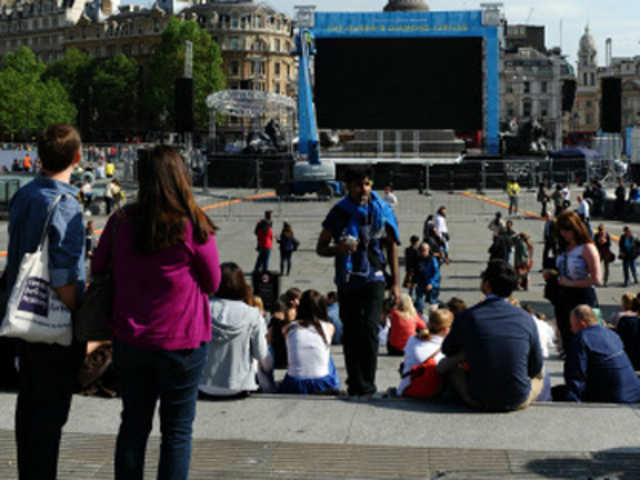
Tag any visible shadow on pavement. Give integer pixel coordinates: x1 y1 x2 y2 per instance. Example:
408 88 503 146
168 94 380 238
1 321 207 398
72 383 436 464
525 447 640 479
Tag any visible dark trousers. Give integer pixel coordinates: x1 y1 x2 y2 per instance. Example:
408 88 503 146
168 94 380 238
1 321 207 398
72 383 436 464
280 251 292 275
509 196 518 215
540 201 548 217
338 282 385 396
254 248 271 273
542 241 555 267
554 287 597 352
105 197 113 215
15 340 84 480
113 341 207 480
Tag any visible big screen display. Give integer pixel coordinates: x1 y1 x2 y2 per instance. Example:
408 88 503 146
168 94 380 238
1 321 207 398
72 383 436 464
315 37 484 130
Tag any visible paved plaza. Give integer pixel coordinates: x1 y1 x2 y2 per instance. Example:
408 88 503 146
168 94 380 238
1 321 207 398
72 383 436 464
0 187 639 478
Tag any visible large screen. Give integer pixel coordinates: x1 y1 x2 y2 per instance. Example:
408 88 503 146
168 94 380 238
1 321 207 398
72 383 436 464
314 37 484 130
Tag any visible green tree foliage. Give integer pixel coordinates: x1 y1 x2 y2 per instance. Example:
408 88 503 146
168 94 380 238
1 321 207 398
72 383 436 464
92 54 139 133
0 47 76 138
144 17 225 131
44 48 95 135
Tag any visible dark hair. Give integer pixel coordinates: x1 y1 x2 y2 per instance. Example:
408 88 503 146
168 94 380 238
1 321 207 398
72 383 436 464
281 221 293 237
344 167 372 184
281 287 302 307
134 145 217 254
446 297 467 314
215 262 250 301
327 291 337 301
556 211 593 246
437 206 446 215
481 260 519 297
37 124 81 173
271 299 286 315
410 235 419 244
296 290 329 344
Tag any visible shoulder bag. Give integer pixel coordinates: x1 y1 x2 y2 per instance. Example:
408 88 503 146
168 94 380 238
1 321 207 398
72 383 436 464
74 214 121 341
0 194 73 346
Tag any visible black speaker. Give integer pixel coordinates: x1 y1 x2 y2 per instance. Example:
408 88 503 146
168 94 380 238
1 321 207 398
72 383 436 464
630 164 640 185
561 79 576 113
600 77 622 133
175 77 194 133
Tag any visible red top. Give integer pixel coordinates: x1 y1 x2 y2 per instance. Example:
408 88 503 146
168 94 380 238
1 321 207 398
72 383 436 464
255 220 273 249
389 309 427 351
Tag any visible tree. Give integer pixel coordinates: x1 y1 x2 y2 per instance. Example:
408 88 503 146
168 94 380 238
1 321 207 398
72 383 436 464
44 48 95 136
92 54 139 134
0 47 76 138
144 17 225 132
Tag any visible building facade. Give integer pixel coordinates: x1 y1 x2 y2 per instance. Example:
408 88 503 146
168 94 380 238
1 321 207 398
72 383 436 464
0 0 104 62
573 26 600 133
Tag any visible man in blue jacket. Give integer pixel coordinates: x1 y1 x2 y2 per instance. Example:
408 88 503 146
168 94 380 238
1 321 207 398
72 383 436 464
414 242 440 314
440 260 544 411
555 305 640 403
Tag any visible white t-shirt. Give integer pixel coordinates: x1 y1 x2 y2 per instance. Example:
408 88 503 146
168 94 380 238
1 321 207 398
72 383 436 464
561 187 570 202
577 199 590 219
398 335 445 395
434 214 448 238
533 315 556 359
384 192 398 209
286 321 333 378
81 183 92 195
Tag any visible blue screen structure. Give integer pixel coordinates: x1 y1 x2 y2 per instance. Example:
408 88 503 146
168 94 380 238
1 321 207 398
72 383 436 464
314 37 484 131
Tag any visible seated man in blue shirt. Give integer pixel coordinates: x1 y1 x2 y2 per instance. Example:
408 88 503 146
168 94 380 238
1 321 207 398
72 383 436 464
440 260 544 411
553 305 640 403
6 124 86 480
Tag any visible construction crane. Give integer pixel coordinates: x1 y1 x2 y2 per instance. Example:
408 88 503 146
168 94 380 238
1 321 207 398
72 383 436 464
526 7 534 24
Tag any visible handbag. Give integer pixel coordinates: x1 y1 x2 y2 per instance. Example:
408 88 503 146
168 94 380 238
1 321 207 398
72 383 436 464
74 214 121 342
401 348 442 398
0 194 73 346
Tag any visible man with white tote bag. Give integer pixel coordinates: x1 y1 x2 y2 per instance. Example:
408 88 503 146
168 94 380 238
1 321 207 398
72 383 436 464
1 124 86 480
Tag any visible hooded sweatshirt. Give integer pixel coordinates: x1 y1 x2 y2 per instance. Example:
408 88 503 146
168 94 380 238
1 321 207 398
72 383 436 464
200 298 271 395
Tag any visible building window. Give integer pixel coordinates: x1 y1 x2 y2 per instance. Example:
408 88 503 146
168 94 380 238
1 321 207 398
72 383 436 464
541 81 547 93
256 16 263 28
540 101 548 118
523 100 532 117
231 60 239 75
275 39 280 52
231 16 238 28
506 84 513 94
274 62 280 76
590 73 595 86
523 81 530 94
230 37 239 49
274 82 280 94
583 73 588 85
586 100 592 109
586 113 592 124
506 103 514 118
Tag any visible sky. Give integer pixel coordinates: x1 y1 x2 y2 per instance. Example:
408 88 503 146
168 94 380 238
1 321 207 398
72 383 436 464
185 0 639 67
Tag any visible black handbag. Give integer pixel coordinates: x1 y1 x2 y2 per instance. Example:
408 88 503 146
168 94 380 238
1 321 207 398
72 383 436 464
75 215 120 342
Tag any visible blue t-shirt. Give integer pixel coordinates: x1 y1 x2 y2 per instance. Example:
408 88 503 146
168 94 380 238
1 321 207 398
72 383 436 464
565 325 640 403
322 200 388 289
6 175 86 299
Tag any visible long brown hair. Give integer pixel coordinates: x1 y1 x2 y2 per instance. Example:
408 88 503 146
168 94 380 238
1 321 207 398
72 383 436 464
134 145 216 254
556 210 593 247
296 290 329 345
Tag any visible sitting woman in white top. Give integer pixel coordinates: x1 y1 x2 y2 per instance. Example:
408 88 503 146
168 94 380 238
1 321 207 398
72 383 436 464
200 262 275 398
397 308 453 398
279 290 340 394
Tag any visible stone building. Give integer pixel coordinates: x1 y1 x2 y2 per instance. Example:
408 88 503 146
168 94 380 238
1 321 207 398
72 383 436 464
65 0 296 96
573 26 600 132
0 0 103 62
622 79 640 128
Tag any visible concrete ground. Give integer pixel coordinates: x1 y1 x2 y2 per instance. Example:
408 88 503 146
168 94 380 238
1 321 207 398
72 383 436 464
0 187 639 479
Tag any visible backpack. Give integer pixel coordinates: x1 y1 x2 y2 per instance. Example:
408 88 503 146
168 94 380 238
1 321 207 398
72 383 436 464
401 348 442 398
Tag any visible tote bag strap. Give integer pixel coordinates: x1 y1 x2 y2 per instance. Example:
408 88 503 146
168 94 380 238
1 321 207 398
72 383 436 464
38 194 66 249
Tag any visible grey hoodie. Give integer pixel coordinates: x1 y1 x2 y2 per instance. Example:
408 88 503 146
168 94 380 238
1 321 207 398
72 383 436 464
200 299 270 392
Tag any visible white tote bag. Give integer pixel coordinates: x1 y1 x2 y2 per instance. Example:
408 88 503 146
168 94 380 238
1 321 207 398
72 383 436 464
0 194 73 346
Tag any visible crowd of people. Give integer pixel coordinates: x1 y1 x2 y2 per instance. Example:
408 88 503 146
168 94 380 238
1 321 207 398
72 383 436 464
2 124 640 480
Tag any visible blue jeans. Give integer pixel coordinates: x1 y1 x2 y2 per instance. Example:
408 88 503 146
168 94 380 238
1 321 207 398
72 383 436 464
415 286 440 314
623 258 638 285
254 248 271 272
113 341 207 480
15 340 85 480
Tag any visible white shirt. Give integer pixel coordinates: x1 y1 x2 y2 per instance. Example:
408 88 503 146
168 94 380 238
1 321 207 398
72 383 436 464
398 335 445 395
434 214 448 238
532 315 556 358
561 187 570 202
81 183 92 195
383 192 398 209
378 317 390 348
286 321 332 378
577 199 590 219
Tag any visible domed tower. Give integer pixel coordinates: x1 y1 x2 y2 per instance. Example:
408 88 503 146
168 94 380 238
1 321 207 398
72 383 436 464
577 26 597 88
383 0 429 12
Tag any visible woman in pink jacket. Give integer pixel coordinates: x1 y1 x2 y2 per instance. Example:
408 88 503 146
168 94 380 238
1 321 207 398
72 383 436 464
92 145 221 480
